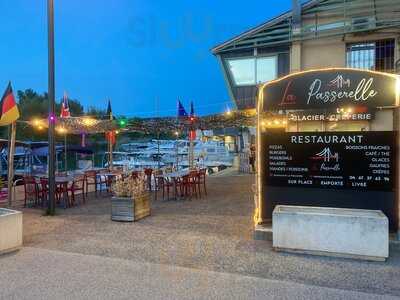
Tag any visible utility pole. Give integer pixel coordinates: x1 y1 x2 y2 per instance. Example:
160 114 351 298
47 0 56 215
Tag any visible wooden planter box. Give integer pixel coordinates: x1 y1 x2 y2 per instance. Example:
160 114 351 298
111 193 151 222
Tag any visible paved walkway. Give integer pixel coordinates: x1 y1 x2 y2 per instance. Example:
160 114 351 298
1 173 400 299
1 247 397 300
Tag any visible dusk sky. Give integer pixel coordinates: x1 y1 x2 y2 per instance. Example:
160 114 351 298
0 1 292 117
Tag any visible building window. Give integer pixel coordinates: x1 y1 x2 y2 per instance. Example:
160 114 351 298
346 39 395 72
227 58 255 86
256 57 277 84
227 56 277 86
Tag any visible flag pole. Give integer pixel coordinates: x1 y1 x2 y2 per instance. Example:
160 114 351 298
64 133 67 172
108 100 113 171
47 0 56 215
189 101 194 170
176 100 179 170
156 97 160 170
7 121 16 207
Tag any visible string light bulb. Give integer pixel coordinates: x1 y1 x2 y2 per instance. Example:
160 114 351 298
82 117 96 126
57 127 66 134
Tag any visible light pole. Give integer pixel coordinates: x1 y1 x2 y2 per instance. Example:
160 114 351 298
47 0 56 215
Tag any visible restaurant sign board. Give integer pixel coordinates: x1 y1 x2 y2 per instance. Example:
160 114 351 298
264 131 395 191
262 69 398 110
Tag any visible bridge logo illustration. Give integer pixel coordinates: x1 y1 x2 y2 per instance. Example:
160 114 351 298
310 147 339 163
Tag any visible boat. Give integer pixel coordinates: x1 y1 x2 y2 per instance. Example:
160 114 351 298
116 139 234 171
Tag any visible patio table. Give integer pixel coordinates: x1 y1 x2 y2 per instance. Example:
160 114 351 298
55 176 73 208
155 170 190 179
97 172 123 193
34 175 76 208
155 170 190 200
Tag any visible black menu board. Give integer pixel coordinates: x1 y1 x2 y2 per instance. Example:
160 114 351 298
265 131 395 191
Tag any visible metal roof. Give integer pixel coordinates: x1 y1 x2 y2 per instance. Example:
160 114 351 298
212 0 400 55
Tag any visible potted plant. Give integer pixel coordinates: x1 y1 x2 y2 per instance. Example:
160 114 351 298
111 174 151 222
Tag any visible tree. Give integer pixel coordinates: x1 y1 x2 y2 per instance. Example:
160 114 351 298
14 89 85 140
86 106 106 118
17 89 84 119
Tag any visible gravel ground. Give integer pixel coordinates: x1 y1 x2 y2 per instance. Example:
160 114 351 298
17 173 400 298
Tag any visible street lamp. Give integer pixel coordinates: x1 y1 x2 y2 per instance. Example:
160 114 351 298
47 0 56 215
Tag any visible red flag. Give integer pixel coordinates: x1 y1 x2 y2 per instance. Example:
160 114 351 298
105 131 116 145
60 92 71 118
189 130 196 141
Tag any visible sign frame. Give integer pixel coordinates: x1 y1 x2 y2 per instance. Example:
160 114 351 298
255 68 400 230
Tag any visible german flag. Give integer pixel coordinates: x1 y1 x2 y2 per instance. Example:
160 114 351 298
0 82 19 126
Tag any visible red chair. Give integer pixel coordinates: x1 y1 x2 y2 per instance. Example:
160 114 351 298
39 178 65 206
157 176 174 200
131 171 140 180
67 175 85 206
84 170 98 197
179 175 197 199
144 168 153 190
189 171 199 198
173 176 184 199
23 176 38 207
197 169 207 196
180 171 198 199
38 178 49 206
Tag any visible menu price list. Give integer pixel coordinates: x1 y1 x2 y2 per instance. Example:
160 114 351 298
264 132 395 191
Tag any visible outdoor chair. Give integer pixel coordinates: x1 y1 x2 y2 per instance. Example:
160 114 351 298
144 168 153 190
154 173 173 201
197 168 207 196
39 177 65 206
189 170 199 198
120 173 129 182
152 170 162 200
67 175 85 206
23 176 38 207
131 171 140 180
173 176 184 199
38 178 49 206
99 170 112 194
84 170 98 197
180 175 194 199
100 171 114 194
